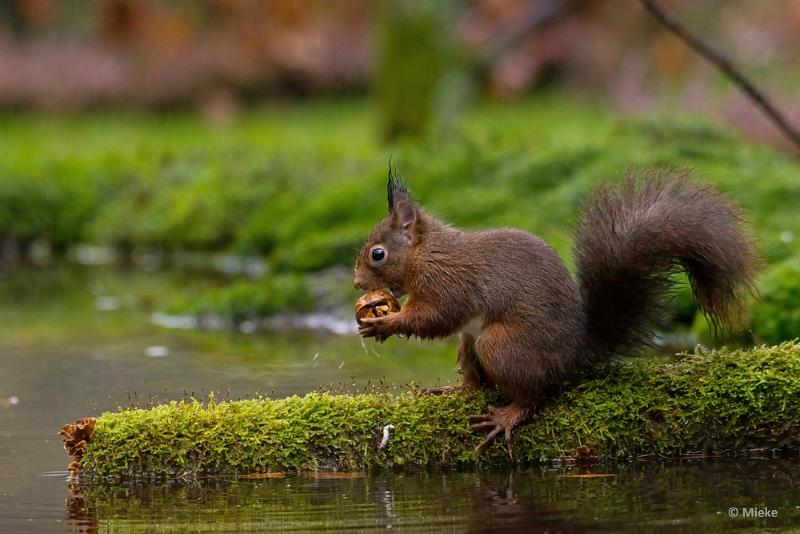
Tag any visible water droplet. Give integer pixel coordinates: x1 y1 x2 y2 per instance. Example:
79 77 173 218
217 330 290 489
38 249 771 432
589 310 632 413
95 296 119 311
239 320 256 334
146 346 169 358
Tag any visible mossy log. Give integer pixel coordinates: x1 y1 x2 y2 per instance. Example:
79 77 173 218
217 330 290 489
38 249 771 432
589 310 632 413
62 342 800 480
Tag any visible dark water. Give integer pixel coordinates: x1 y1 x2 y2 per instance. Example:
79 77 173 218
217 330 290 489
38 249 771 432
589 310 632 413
61 461 800 532
1 268 798 532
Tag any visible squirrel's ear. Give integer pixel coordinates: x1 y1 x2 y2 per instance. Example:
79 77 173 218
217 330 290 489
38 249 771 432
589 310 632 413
387 165 418 242
387 165 411 213
391 199 418 243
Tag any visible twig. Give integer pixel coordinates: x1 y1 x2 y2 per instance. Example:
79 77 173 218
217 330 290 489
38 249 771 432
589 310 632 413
641 0 800 152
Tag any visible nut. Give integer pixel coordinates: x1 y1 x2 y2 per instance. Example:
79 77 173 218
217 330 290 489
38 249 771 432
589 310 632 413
355 290 401 325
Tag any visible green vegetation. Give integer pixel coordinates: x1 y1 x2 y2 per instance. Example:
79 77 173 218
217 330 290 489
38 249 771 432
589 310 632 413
72 342 800 479
752 256 800 344
176 275 314 322
2 97 799 339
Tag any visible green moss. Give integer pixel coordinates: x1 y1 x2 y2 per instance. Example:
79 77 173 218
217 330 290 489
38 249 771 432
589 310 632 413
75 342 800 479
3 97 798 266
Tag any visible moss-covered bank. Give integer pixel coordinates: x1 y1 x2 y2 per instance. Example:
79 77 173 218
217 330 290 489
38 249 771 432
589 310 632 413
67 342 800 480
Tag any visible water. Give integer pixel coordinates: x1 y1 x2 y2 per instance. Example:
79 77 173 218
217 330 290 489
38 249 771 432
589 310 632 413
60 462 800 532
1 267 798 532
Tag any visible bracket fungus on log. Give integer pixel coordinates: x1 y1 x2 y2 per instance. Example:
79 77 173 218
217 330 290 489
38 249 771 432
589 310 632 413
59 417 97 475
60 342 800 480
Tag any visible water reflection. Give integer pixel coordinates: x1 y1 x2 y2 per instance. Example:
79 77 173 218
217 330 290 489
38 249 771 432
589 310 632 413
63 460 800 532
66 485 98 534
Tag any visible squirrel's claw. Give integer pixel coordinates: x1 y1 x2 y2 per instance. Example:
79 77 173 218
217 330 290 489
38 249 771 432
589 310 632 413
358 316 393 341
468 403 529 458
468 419 513 457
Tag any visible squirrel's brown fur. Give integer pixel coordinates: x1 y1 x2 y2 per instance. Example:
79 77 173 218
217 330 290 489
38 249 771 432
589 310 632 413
354 168 760 454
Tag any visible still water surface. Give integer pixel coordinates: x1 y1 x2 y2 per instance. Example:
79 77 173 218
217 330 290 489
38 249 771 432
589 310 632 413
0 267 797 532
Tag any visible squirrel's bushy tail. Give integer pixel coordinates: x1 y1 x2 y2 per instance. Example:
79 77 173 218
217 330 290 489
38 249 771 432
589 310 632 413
574 171 760 360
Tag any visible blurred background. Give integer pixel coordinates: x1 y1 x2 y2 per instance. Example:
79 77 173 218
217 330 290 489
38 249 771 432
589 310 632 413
1 1 800 530
1 0 798 344
2 0 800 347
1 0 799 141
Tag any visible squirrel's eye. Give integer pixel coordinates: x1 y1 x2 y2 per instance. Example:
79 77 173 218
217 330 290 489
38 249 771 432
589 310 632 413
371 247 386 263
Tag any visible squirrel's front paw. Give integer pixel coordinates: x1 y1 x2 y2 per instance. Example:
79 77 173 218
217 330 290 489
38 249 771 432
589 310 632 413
358 315 395 342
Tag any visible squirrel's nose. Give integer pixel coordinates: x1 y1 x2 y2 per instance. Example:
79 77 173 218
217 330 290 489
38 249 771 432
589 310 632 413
353 276 363 290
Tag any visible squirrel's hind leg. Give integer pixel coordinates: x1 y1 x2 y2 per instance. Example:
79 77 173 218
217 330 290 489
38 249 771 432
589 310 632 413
457 332 493 390
421 332 491 395
467 323 548 456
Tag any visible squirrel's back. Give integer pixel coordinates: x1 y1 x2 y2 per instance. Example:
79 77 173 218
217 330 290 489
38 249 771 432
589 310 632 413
410 224 582 319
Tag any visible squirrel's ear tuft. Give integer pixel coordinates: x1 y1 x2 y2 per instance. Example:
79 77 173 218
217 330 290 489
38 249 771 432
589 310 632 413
387 163 411 213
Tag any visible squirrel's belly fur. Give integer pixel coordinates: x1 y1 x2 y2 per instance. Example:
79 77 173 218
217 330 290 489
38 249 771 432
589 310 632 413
461 317 484 339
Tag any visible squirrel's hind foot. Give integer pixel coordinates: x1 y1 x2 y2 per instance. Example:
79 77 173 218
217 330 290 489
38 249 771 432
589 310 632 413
468 403 530 458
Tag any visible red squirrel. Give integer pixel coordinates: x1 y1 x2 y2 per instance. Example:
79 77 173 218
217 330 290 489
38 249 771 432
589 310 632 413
353 168 760 454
